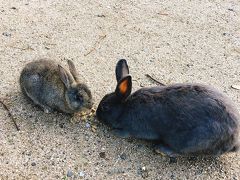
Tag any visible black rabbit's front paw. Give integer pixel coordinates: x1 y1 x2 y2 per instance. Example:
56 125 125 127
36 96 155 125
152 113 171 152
154 144 179 158
43 106 54 114
111 129 130 138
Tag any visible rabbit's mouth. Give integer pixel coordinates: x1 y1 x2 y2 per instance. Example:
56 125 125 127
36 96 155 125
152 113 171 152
73 101 93 112
85 101 93 109
81 102 93 111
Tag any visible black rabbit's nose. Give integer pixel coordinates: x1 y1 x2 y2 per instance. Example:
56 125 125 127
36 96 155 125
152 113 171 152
96 107 101 119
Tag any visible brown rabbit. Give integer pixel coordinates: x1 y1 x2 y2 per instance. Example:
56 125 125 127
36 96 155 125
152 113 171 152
20 59 93 114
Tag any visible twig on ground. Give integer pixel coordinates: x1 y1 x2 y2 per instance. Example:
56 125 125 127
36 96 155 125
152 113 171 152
84 35 106 56
7 45 34 51
133 79 144 87
0 99 20 131
233 48 240 54
145 74 165 86
157 12 169 16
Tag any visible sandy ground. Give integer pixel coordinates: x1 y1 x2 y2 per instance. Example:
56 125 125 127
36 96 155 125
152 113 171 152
0 0 240 179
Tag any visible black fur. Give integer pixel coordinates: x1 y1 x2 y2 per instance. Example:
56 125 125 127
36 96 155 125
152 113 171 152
97 60 240 157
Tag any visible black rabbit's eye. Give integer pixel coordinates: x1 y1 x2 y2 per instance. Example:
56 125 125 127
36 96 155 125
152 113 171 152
102 103 110 111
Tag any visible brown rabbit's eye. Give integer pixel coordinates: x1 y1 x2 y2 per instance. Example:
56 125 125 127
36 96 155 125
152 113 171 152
75 94 83 102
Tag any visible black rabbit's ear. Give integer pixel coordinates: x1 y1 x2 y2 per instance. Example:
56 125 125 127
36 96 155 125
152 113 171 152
58 65 71 88
115 59 129 82
68 60 80 83
115 75 132 100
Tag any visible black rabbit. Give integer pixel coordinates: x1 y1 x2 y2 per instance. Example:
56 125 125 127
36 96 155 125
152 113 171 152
97 59 240 157
20 59 93 114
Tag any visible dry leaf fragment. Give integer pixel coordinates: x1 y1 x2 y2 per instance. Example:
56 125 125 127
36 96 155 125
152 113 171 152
91 127 96 132
91 124 97 132
92 125 97 129
80 112 87 116
91 108 96 113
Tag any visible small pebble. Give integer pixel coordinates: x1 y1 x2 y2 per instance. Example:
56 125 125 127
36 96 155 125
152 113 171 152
120 153 127 160
85 123 91 128
26 152 31 156
188 156 197 162
91 125 97 132
2 32 11 37
107 168 125 175
186 63 193 67
232 175 238 180
138 166 149 179
169 157 177 164
103 129 108 134
97 14 106 17
141 171 148 178
91 108 96 113
84 134 90 141
79 171 85 177
99 152 106 159
231 84 240 90
127 139 133 143
31 162 36 166
195 168 203 175
67 170 73 177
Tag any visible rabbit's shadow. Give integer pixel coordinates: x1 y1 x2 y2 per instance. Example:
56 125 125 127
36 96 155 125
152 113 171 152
97 125 239 177
3 90 84 131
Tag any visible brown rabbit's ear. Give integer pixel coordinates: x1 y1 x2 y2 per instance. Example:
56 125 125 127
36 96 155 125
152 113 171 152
67 60 80 82
115 59 129 82
58 65 71 88
115 75 132 100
